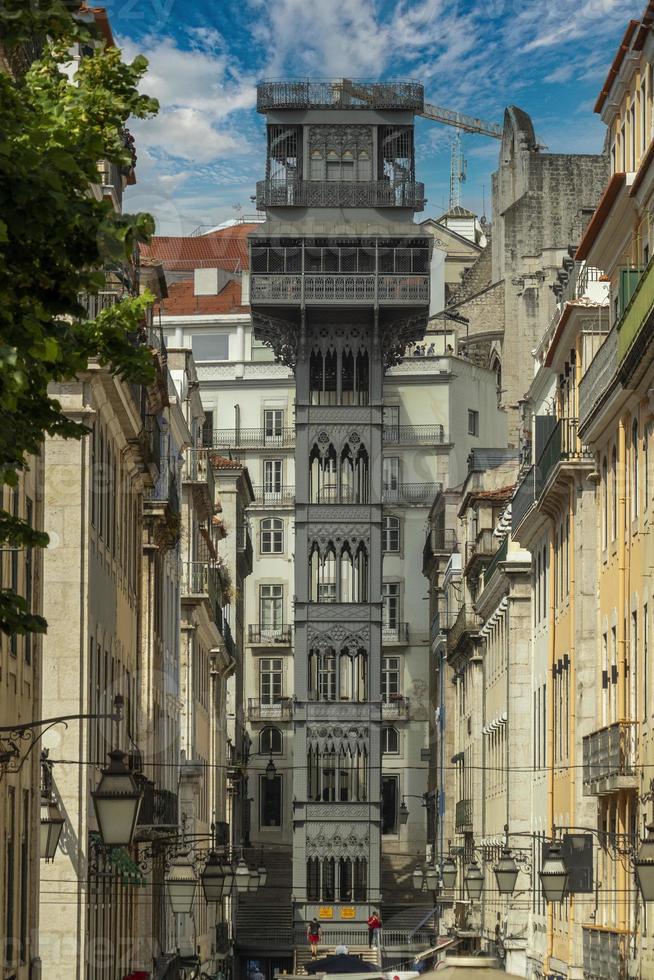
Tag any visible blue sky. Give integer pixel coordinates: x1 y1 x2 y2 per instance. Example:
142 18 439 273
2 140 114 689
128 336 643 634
106 0 638 235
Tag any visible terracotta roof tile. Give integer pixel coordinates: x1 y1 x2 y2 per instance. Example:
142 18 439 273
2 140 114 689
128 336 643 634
141 223 257 273
156 278 249 315
210 454 244 470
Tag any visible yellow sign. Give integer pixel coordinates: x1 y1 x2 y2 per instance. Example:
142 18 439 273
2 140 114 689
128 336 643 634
319 907 334 919
340 907 356 919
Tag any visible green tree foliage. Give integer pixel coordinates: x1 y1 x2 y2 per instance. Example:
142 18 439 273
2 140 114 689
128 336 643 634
0 0 159 637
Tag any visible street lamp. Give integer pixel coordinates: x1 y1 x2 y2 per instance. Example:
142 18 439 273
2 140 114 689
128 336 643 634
200 851 225 904
265 755 277 782
257 860 268 888
166 852 198 915
635 821 654 902
494 846 519 897
91 749 143 847
399 799 410 825
234 855 251 892
425 866 439 892
248 864 261 892
440 856 457 890
222 858 236 897
412 866 424 891
539 841 568 903
40 794 65 862
464 860 484 900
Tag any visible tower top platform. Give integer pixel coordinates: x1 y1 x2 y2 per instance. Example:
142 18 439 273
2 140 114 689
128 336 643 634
257 80 424 114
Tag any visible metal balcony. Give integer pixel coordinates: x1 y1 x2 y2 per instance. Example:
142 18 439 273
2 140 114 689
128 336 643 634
77 290 121 319
430 608 459 645
537 416 592 490
511 465 539 534
210 427 295 450
423 527 457 573
181 561 221 623
249 273 429 306
256 178 425 210
582 721 638 795
237 524 253 575
248 625 293 646
578 326 617 428
455 798 473 832
137 784 178 830
582 926 629 980
382 623 409 645
182 448 215 513
381 695 410 719
447 604 481 654
257 79 424 112
383 424 445 445
248 697 293 722
382 482 442 506
250 486 295 506
464 528 497 574
482 537 508 589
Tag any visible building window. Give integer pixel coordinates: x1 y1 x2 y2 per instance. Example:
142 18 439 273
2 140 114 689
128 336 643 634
382 656 400 702
382 515 400 552
260 727 283 755
382 727 400 754
259 658 283 706
382 583 400 631
611 447 617 541
260 584 283 631
383 457 400 492
201 409 214 448
191 333 229 362
261 518 284 554
602 456 608 550
381 775 399 834
263 458 283 493
633 418 639 520
468 409 479 436
264 409 284 440
260 775 282 827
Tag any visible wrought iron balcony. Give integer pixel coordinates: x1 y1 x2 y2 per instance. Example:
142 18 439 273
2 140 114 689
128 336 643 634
430 608 459 645
616 259 654 377
77 290 121 319
582 925 629 980
382 482 442 505
256 178 426 210
181 561 222 623
257 79 424 112
144 456 181 520
455 798 473 832
482 537 508 589
249 273 429 306
210 427 295 450
248 697 293 721
582 721 638 795
464 528 497 573
423 527 457 573
248 625 293 646
137 784 178 830
250 486 295 506
536 416 592 493
511 465 539 534
578 326 617 429
381 695 410 719
382 623 409 645
182 448 215 513
383 424 445 445
447 604 481 654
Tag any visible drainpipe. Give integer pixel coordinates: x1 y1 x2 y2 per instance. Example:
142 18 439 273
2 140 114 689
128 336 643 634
617 415 628 933
567 479 577 973
546 529 556 975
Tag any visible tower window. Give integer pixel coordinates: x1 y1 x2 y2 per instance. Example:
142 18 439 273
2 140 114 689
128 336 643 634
261 518 284 554
260 727 283 755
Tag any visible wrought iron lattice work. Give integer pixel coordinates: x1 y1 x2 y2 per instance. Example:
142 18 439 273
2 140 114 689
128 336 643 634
257 79 424 112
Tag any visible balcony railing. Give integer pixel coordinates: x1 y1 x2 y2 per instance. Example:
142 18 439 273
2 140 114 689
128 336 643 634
250 486 295 506
582 721 638 795
455 798 473 831
248 625 293 646
210 427 295 450
423 527 457 572
183 448 216 507
382 623 409 645
447 604 481 653
248 698 293 721
257 79 424 112
617 259 654 373
249 273 429 306
511 465 538 533
383 424 445 445
465 528 496 569
137 784 178 829
237 523 253 564
144 458 180 516
78 290 121 319
181 561 221 622
256 179 426 210
582 926 629 980
482 537 508 589
382 695 410 719
430 608 459 645
382 482 442 505
579 326 618 427
537 416 592 491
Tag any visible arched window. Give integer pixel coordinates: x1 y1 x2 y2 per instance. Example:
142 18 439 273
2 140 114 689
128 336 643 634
261 517 284 554
382 727 399 754
260 727 283 756
383 515 400 552
632 418 639 520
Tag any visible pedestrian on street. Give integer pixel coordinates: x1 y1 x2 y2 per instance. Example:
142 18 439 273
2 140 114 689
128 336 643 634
307 918 322 958
367 910 382 948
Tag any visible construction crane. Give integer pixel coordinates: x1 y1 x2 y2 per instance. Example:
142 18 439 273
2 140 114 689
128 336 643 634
342 80 503 210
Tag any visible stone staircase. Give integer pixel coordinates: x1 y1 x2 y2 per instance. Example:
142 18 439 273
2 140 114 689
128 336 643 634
235 846 293 951
294 945 382 974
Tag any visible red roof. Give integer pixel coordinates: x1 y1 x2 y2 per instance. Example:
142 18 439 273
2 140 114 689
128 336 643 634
141 223 257 273
210 455 245 470
156 278 248 316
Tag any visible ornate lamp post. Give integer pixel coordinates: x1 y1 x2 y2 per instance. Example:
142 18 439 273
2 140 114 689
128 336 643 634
166 852 198 915
539 841 568 903
91 749 143 847
440 855 457 890
494 846 519 897
200 851 225 904
464 860 484 900
39 751 65 862
635 821 654 902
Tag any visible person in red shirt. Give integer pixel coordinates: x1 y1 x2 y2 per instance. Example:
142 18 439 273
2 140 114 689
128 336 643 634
367 910 382 948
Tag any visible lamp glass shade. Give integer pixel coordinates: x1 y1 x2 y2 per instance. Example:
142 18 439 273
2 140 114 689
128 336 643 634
399 801 409 826
235 857 251 893
248 866 261 892
201 851 225 904
166 854 198 915
635 823 654 903
40 797 65 862
221 860 236 898
257 864 267 888
91 750 142 847
266 756 276 782
440 857 457 890
425 867 439 892
494 847 519 897
464 860 484 900
412 867 424 891
540 843 568 904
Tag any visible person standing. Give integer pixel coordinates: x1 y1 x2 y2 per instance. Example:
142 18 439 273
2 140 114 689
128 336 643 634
307 918 322 958
367 910 382 948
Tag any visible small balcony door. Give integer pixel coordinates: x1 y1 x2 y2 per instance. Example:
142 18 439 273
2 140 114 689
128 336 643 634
264 459 283 494
260 658 283 714
264 409 283 442
260 584 283 640
382 656 400 704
